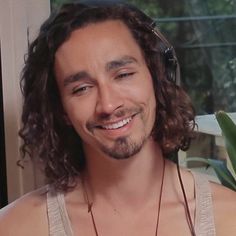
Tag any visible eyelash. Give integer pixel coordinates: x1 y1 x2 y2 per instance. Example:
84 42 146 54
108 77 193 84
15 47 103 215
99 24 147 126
116 72 136 79
71 72 136 95
72 85 92 95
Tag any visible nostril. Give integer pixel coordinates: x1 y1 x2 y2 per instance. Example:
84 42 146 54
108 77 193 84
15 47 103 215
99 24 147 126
96 84 124 115
98 112 112 120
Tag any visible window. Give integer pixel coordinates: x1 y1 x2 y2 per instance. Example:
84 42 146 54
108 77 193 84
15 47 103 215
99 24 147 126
0 46 8 207
51 0 236 115
0 0 50 202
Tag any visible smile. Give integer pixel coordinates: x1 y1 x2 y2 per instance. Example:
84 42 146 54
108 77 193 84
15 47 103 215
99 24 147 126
100 117 133 130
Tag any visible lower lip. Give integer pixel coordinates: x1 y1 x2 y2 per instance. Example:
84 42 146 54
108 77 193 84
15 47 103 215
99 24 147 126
97 116 135 138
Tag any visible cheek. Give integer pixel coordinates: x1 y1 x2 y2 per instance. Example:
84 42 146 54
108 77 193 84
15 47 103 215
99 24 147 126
136 77 157 122
143 75 156 108
62 98 91 131
127 76 156 107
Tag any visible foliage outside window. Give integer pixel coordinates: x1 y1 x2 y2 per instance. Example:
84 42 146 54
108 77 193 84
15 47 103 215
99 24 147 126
51 0 236 115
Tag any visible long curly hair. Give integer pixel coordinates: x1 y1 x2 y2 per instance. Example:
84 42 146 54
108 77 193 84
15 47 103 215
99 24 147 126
19 1 195 191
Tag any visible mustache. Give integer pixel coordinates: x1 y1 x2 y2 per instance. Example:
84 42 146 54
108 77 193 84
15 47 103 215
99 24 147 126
86 107 143 130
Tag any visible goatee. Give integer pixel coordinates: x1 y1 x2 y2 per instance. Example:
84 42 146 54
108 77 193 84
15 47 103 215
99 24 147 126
100 135 147 160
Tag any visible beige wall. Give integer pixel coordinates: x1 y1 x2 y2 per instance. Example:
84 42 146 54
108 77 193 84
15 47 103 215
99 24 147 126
0 0 50 202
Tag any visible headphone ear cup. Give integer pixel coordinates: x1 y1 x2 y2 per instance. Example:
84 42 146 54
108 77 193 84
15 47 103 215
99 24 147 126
147 25 180 85
164 47 178 84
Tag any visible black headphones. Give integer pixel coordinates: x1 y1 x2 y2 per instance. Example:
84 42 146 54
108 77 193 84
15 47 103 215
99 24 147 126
63 0 180 85
146 21 180 85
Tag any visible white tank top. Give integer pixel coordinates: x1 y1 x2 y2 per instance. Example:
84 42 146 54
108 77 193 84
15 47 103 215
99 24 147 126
46 172 216 236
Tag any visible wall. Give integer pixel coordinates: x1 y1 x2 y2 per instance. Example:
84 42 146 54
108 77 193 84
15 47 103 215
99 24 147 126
0 0 50 202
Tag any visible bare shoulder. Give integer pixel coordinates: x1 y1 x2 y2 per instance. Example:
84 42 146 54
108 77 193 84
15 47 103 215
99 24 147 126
0 186 48 236
210 182 236 235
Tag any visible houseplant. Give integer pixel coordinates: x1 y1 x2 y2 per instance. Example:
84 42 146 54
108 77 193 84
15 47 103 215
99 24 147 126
187 111 236 191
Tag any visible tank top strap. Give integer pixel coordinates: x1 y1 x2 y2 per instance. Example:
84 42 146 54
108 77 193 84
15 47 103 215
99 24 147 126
191 171 216 236
46 185 74 236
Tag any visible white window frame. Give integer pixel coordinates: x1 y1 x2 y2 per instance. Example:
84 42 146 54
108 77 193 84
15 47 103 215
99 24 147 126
0 0 50 202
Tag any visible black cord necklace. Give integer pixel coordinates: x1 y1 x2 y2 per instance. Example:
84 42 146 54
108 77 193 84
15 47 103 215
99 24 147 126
177 161 196 236
82 159 166 236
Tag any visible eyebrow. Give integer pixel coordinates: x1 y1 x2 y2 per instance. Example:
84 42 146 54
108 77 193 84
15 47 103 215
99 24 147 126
63 56 138 87
63 71 92 87
105 56 138 72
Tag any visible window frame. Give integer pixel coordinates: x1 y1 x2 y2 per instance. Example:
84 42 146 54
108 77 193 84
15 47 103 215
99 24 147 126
0 0 50 202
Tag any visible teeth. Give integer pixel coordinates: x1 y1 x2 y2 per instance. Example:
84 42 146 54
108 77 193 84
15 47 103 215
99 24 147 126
101 117 132 130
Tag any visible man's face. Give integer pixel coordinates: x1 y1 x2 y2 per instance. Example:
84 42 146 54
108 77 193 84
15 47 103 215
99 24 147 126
54 20 156 160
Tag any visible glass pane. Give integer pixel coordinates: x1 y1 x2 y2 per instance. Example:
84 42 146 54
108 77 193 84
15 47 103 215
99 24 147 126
51 0 71 10
50 0 236 115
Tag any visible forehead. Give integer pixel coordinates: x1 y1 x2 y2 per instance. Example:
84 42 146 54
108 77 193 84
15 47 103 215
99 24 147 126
55 20 144 62
59 19 138 47
54 20 146 83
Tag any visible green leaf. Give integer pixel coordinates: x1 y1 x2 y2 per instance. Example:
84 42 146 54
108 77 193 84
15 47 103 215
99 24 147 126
215 111 236 175
187 157 236 190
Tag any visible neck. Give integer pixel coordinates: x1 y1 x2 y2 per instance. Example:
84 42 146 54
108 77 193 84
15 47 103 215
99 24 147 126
82 138 165 208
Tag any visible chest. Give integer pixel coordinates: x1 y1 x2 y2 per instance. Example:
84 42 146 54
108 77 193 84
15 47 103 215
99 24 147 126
68 200 196 236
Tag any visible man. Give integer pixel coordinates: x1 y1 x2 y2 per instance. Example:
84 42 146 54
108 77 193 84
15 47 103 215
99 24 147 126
0 1 236 235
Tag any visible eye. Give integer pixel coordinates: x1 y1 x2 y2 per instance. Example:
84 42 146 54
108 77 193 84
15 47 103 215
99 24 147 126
72 85 93 95
116 72 136 79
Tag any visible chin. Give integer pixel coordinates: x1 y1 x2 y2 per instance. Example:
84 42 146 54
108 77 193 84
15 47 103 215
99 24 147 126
100 135 147 160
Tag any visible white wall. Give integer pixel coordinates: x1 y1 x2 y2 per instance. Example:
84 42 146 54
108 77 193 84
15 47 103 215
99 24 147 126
0 0 50 202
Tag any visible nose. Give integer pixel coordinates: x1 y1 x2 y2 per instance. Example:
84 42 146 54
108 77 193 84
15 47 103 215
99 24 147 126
96 83 124 116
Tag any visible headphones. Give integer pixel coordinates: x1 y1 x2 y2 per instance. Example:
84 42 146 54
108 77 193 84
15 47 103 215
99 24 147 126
62 0 179 85
146 21 180 85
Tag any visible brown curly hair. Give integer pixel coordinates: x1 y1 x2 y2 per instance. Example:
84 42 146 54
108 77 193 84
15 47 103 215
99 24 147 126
19 1 195 191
